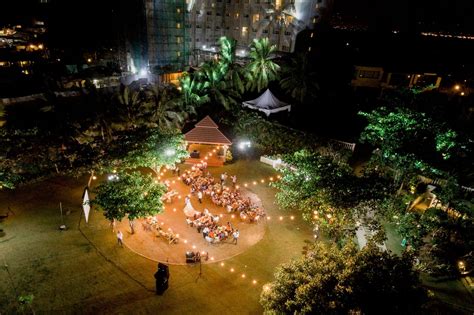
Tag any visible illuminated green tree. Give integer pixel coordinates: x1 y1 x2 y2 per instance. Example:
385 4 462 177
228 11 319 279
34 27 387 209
115 129 189 176
359 107 459 190
93 171 166 234
272 150 394 241
176 72 209 109
246 38 280 92
218 36 245 94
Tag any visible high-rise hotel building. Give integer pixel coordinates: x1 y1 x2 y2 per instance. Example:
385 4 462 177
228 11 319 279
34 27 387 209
143 0 332 72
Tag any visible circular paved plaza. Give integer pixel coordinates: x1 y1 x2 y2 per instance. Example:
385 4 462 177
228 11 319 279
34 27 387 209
115 167 266 264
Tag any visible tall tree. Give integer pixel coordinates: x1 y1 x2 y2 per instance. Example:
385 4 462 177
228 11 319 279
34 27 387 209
218 36 245 94
176 72 209 110
142 84 189 130
245 38 280 92
198 61 240 110
280 52 319 104
272 150 393 241
359 107 461 191
261 242 427 315
118 129 189 176
93 171 167 234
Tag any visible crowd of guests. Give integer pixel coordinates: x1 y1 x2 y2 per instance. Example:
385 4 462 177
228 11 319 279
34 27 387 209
181 165 265 223
185 209 240 244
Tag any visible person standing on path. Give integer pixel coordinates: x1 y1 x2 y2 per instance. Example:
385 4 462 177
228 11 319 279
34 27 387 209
232 229 240 245
197 190 203 203
117 230 123 247
231 175 237 188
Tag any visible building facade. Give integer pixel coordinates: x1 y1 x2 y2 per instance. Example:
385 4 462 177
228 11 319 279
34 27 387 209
144 0 332 71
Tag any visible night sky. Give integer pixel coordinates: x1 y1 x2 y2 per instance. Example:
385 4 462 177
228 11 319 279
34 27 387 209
334 0 474 33
1 0 474 48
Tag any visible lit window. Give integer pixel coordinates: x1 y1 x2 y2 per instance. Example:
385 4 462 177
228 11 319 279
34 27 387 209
177 8 181 13
308 47 312 52
177 51 181 57
177 23 181 29
235 13 240 18
242 26 248 36
310 32 314 38
253 14 260 23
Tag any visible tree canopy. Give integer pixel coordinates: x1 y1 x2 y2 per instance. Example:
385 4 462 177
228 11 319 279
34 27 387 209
272 150 394 241
260 242 427 315
359 107 462 185
92 171 166 233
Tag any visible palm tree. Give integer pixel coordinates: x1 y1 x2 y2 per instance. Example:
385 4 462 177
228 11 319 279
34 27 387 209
116 85 144 129
198 61 240 110
280 53 319 104
254 2 305 51
218 36 245 94
246 38 281 92
177 72 209 109
142 84 189 130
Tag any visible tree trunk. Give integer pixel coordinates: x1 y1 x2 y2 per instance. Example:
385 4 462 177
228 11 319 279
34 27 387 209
129 219 135 234
151 164 160 177
397 180 404 196
87 170 95 187
110 218 116 231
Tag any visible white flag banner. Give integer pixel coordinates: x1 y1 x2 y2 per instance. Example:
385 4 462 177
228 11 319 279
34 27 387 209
83 188 91 223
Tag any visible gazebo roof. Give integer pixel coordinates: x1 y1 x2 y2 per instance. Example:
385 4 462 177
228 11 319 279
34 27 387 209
195 115 219 128
184 116 232 145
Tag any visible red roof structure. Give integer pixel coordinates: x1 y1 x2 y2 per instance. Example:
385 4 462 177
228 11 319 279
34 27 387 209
184 116 232 145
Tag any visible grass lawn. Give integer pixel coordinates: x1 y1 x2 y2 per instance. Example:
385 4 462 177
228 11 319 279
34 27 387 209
0 160 313 314
1 159 472 313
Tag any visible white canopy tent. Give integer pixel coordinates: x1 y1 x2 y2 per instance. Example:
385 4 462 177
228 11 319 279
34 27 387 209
242 89 291 116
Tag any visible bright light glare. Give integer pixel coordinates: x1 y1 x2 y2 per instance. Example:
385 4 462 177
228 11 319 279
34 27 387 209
238 141 251 150
165 149 176 156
